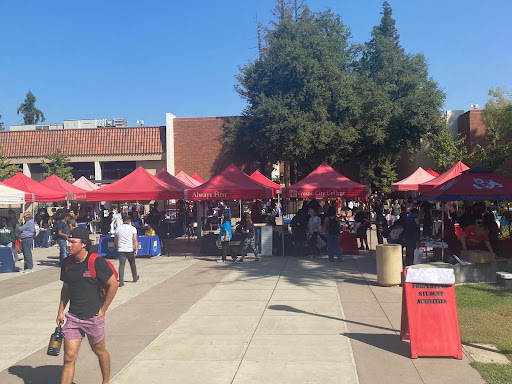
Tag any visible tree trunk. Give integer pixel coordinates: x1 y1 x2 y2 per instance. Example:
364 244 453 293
284 161 291 186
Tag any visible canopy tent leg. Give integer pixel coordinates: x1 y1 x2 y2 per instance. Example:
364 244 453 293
196 201 202 241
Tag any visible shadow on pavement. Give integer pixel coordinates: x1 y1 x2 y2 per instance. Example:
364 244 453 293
343 333 411 358
8 364 65 384
268 304 397 333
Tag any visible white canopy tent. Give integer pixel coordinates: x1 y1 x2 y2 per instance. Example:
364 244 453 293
0 183 26 204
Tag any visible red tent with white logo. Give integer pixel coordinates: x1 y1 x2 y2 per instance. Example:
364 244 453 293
391 167 436 191
283 162 366 198
250 170 281 194
86 167 184 201
41 174 88 200
418 161 470 192
417 168 512 201
3 173 68 202
184 164 274 200
175 171 202 187
154 169 189 190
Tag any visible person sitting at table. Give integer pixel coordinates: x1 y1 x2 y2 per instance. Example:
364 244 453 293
0 217 16 260
461 220 494 254
144 224 156 236
131 211 144 236
434 212 460 258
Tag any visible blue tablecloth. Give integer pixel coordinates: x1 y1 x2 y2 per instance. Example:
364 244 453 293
0 247 15 273
97 236 161 258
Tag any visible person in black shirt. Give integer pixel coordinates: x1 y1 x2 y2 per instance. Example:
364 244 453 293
236 212 259 262
56 227 118 384
291 208 308 257
403 208 421 266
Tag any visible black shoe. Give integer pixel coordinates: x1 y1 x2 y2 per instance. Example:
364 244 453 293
254 258 260 262
366 246 370 250
359 246 364 250
119 282 124 287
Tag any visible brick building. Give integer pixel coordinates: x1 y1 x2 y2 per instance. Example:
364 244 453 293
0 113 230 183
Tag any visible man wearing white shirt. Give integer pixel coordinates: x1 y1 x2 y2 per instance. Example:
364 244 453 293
114 214 139 287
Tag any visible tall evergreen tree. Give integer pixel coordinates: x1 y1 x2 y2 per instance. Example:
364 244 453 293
227 2 359 180
357 1 445 183
17 91 45 125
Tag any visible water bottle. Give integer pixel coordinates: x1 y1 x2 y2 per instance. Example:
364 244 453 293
47 325 63 356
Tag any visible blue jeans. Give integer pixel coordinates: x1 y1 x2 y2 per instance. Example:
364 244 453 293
21 237 34 270
327 233 343 262
57 238 68 264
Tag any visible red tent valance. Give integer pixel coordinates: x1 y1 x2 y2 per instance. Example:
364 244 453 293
185 164 274 201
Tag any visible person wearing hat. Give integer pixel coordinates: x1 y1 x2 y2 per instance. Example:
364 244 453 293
56 226 118 384
114 214 139 287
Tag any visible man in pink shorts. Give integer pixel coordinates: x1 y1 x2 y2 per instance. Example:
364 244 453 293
56 227 118 384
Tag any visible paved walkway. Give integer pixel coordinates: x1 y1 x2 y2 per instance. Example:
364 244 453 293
0 241 485 383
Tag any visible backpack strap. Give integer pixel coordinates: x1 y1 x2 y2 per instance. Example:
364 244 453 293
63 256 74 272
87 253 100 280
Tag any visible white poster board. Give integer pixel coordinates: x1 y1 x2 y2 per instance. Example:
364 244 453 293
260 226 273 256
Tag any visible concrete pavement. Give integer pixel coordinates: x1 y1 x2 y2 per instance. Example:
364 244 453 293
0 240 485 383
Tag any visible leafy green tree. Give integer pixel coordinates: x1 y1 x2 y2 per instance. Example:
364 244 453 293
356 1 445 176
0 114 4 130
0 151 21 181
227 2 359 182
477 88 512 171
41 149 74 181
17 91 45 125
427 127 474 173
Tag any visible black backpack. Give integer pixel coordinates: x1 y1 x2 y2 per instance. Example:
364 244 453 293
327 217 340 234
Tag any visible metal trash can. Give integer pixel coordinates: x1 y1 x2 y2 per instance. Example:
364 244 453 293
376 244 403 286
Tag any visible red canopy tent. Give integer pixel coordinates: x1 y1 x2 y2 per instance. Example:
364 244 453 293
417 168 512 201
184 164 274 200
73 176 100 191
86 167 185 202
418 161 470 192
154 169 189 190
250 170 281 194
391 167 436 191
3 173 68 202
283 162 367 198
41 174 88 200
426 168 439 177
192 173 206 184
175 171 202 187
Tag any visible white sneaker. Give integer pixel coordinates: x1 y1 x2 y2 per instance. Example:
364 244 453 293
23 269 34 273
216 259 225 263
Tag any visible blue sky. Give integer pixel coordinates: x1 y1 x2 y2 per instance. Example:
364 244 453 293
1 0 511 128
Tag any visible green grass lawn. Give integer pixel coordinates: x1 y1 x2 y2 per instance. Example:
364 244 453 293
456 283 512 384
